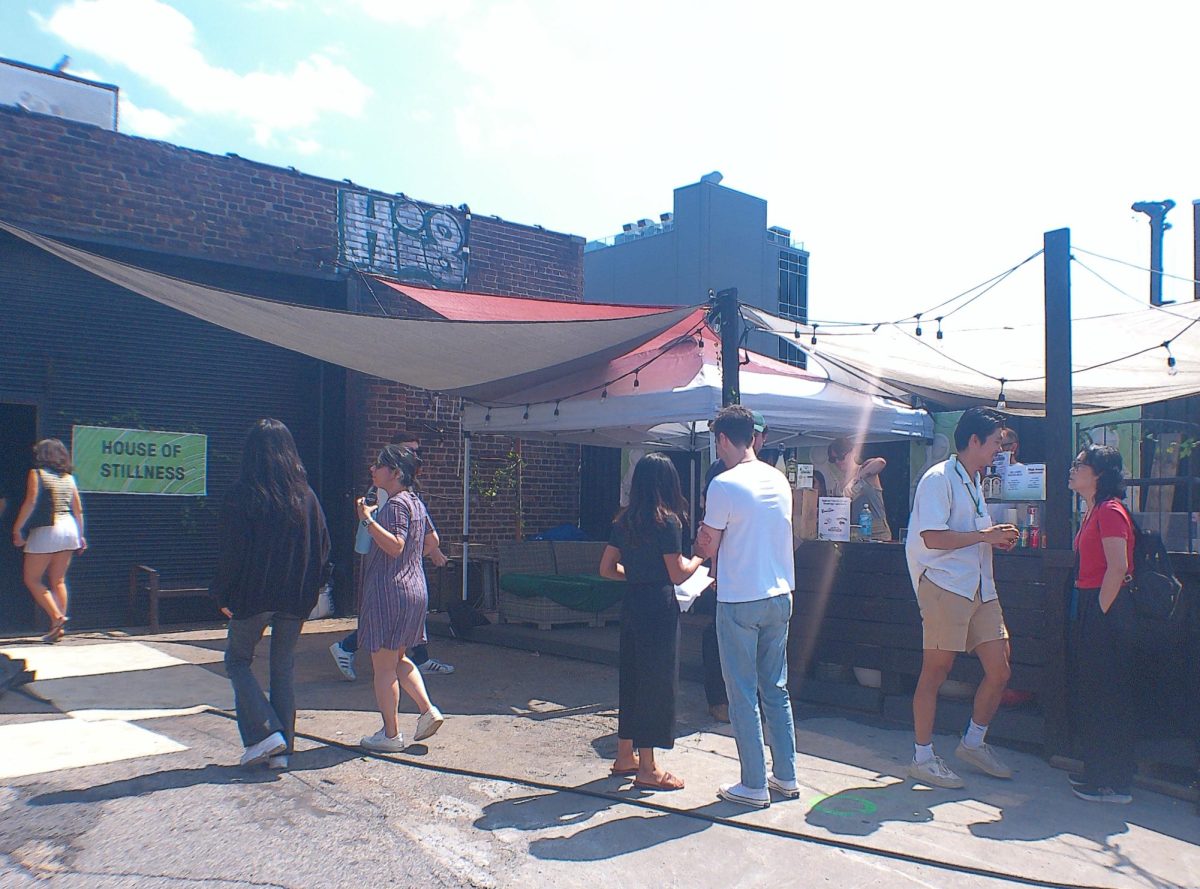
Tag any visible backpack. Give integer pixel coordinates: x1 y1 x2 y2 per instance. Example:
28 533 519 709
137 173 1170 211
1123 509 1184 622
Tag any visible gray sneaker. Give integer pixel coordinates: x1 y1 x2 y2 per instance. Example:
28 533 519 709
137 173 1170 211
414 706 445 742
361 729 405 752
955 741 1013 779
907 755 964 788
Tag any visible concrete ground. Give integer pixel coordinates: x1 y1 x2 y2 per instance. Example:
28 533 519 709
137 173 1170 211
1 618 1197 888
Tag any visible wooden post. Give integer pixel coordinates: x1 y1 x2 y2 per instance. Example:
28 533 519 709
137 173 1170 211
717 287 740 406
1043 228 1072 551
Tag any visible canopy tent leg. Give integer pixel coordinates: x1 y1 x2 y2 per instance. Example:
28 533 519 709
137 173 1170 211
461 432 471 602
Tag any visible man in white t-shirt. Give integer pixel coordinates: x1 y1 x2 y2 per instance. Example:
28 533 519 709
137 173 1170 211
905 407 1020 788
696 405 799 808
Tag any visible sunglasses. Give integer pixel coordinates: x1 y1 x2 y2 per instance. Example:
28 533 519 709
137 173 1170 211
1070 459 1090 470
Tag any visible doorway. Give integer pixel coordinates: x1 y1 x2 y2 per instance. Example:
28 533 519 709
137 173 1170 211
0 404 37 632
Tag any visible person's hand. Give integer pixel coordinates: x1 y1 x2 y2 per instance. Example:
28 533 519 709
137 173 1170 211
429 548 449 568
12 530 25 548
355 497 377 522
77 536 87 553
220 606 233 619
982 524 1020 549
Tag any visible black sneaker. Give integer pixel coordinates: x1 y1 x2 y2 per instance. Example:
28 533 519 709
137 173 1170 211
1072 784 1132 804
1067 772 1086 788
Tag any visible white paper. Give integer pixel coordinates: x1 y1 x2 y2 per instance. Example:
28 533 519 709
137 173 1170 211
675 565 714 612
797 463 814 489
818 496 852 542
1002 462 1046 500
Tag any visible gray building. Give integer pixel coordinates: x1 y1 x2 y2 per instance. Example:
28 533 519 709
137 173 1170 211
584 173 809 364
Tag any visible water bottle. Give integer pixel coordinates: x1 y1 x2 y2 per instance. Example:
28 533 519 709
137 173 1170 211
858 504 873 540
354 486 378 554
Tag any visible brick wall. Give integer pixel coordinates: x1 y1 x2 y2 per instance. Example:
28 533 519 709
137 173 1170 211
0 104 584 580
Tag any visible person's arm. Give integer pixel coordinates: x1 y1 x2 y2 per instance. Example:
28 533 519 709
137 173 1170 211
599 544 626 581
361 498 408 559
857 457 887 479
11 470 38 547
422 528 446 564
663 552 703 585
695 523 724 559
209 498 249 613
1098 537 1128 613
70 481 86 551
922 526 1018 550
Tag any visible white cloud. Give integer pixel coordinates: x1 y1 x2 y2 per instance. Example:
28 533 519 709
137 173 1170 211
40 0 370 145
289 135 321 156
350 0 472 26
119 94 184 139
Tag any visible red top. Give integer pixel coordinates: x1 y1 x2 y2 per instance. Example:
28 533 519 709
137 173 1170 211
1073 498 1135 588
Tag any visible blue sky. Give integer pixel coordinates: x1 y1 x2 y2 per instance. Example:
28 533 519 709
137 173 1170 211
4 0 1200 329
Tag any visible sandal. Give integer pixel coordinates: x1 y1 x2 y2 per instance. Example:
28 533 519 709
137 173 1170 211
632 771 685 791
41 616 67 644
610 766 640 777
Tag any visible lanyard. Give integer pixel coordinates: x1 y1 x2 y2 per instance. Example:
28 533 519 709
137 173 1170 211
951 457 985 518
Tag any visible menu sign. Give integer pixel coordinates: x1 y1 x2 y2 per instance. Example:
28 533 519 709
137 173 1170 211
818 496 852 541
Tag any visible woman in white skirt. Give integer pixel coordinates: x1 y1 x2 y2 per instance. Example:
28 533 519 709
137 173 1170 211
11 439 85 643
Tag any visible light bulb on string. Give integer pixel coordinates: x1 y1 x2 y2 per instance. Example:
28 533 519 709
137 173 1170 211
794 324 801 340
485 408 492 424
811 323 819 346
915 313 923 337
633 372 640 389
601 387 608 401
1164 341 1179 376
996 379 1007 411
522 405 530 421
872 323 882 333
553 401 560 417
936 317 944 340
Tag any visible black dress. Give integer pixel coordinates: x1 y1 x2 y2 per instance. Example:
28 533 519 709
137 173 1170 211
609 514 685 749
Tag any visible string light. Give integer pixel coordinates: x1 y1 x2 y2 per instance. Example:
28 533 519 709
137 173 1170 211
1164 341 1178 376
522 405 530 421
811 323 819 346
936 317 944 340
996 379 1007 410
794 324 801 339
633 372 640 389
601 387 608 400
553 401 560 417
914 313 923 337
485 409 492 423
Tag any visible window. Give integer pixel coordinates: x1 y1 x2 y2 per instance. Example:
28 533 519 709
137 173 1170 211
777 250 808 367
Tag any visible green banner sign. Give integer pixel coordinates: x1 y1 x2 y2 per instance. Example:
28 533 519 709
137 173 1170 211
72 426 207 495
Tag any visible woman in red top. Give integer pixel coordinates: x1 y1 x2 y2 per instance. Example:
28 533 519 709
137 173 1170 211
1068 444 1136 804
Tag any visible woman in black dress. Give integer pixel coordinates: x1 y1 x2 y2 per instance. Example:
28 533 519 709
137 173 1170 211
599 453 704 791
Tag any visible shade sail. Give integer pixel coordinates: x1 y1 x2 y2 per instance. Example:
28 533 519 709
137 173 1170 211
378 280 674 321
462 310 932 449
1 221 697 400
741 301 1200 415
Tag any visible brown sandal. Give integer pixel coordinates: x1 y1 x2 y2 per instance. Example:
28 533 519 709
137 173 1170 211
632 771 685 791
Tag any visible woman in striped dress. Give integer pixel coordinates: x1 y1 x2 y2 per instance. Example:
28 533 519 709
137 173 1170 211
356 445 444 751
11 439 85 643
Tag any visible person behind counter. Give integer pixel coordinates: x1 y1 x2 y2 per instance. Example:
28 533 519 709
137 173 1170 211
998 428 1021 465
828 437 892 541
1067 444 1136 804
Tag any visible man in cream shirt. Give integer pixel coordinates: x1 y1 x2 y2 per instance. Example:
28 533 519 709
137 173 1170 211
905 407 1020 788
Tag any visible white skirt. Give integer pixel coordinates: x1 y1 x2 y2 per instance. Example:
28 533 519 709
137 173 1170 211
25 514 81 554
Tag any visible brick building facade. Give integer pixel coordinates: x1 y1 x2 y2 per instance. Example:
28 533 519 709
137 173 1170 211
0 102 583 628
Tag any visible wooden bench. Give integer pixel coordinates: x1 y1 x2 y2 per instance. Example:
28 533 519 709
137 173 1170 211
128 564 211 633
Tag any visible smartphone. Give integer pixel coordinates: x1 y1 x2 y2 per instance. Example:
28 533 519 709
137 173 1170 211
363 486 378 506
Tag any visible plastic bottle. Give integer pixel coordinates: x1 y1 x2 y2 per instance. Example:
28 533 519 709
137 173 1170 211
858 504 873 540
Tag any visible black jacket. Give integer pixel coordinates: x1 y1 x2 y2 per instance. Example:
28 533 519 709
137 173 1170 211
209 485 331 619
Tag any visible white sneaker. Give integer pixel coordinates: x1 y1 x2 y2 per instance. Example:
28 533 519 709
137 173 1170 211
267 755 289 770
240 731 286 767
329 641 356 681
767 775 802 799
717 782 771 808
907 755 964 789
418 658 455 675
414 706 445 742
955 741 1013 779
360 729 405 752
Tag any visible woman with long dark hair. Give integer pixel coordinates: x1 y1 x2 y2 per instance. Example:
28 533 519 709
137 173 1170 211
212 419 330 769
11 439 85 643
599 452 704 791
356 444 444 751
1068 444 1136 803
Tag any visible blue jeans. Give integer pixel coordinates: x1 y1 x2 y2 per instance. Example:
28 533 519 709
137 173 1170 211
342 628 427 666
716 593 797 789
225 611 304 753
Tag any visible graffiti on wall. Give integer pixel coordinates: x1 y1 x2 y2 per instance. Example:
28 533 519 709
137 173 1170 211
338 190 469 287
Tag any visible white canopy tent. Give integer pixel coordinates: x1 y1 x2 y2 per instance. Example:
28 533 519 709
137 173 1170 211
740 300 1200 415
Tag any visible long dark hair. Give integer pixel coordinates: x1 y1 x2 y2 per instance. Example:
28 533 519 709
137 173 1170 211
1079 444 1125 505
617 453 688 538
237 418 309 523
33 438 72 474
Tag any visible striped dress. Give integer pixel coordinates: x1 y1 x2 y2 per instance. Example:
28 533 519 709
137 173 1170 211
358 491 430 653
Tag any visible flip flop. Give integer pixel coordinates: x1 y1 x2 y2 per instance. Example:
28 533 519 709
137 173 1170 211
609 766 640 777
632 772 685 791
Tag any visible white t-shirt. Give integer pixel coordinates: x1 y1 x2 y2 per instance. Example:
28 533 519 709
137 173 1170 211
905 456 997 601
703 460 795 603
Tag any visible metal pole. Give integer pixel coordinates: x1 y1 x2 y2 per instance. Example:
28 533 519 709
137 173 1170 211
461 432 471 602
1132 199 1175 306
717 287 740 406
1193 200 1199 301
1044 228 1072 551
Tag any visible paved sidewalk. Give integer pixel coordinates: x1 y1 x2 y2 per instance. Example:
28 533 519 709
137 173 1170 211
1 620 1197 888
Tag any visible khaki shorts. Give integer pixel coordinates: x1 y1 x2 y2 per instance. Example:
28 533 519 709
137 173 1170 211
916 574 1009 653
